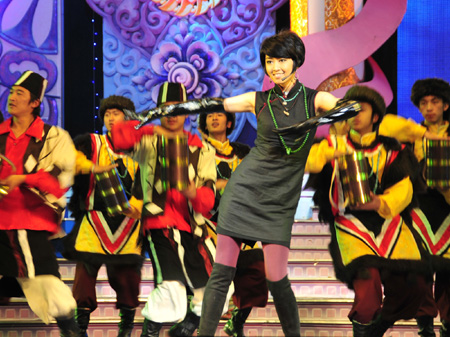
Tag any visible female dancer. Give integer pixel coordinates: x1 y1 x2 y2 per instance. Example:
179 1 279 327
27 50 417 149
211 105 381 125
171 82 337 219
124 30 360 336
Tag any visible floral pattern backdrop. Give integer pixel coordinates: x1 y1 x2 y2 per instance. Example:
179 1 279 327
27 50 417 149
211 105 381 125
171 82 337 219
0 0 61 125
87 0 286 140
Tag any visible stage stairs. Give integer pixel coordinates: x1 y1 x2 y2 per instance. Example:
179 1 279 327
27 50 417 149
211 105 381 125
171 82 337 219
0 201 441 336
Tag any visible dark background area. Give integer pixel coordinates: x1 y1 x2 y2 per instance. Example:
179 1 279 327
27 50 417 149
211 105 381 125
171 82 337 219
64 0 103 138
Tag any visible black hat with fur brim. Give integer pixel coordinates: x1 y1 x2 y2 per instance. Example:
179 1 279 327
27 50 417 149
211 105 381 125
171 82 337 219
344 85 386 120
99 95 135 120
411 78 450 107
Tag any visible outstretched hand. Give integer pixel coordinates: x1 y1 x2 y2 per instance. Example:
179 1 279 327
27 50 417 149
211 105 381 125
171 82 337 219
123 98 226 130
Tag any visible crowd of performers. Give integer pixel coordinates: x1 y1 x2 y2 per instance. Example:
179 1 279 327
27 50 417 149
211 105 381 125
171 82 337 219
0 29 449 337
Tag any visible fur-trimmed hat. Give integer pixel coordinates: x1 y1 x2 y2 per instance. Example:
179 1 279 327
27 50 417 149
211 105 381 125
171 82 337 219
157 82 187 106
13 71 48 101
99 95 135 120
344 85 386 123
410 78 450 107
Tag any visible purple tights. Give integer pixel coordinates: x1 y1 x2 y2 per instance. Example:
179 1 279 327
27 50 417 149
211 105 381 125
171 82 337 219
214 234 289 282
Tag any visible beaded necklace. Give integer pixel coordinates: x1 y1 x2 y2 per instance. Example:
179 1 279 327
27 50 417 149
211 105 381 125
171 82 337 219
267 83 309 155
275 88 302 116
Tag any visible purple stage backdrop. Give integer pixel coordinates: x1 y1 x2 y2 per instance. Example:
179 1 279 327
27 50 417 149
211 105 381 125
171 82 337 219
0 0 62 126
86 0 287 140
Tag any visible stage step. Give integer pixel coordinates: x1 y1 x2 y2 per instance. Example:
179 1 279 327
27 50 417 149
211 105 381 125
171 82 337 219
0 218 436 336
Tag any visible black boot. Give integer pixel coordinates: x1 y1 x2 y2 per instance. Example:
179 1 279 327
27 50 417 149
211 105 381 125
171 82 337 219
198 263 236 336
441 320 450 337
169 311 200 336
140 318 162 337
416 316 436 337
56 316 81 337
352 321 371 337
224 307 252 337
118 307 136 337
75 308 90 337
370 315 392 337
267 276 300 337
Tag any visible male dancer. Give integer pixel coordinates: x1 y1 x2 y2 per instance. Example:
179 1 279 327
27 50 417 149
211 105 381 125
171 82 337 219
410 78 450 337
112 82 223 337
0 70 78 335
64 95 143 337
199 111 268 337
306 85 431 336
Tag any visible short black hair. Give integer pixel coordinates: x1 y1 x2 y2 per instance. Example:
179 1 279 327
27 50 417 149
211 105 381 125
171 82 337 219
260 30 306 74
199 112 235 136
99 95 135 120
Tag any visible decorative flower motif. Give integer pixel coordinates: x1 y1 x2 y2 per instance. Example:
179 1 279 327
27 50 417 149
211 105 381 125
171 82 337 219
133 18 229 106
87 0 283 140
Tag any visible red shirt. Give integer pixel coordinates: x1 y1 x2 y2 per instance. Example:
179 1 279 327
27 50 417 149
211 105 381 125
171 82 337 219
0 118 66 234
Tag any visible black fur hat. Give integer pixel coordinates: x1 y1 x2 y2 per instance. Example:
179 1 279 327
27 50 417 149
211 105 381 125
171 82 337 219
410 78 450 107
99 95 135 120
344 85 386 124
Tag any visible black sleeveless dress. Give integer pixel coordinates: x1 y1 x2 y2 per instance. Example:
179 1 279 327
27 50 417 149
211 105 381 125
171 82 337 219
217 81 318 247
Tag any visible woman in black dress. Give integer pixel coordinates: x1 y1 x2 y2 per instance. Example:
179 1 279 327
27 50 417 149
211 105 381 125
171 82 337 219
125 30 359 336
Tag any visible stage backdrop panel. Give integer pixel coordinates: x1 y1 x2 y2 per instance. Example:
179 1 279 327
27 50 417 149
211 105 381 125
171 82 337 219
87 0 289 141
0 0 62 126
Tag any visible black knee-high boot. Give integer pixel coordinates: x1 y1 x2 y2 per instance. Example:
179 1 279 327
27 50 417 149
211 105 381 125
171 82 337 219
198 263 236 336
267 276 300 337
416 316 436 337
